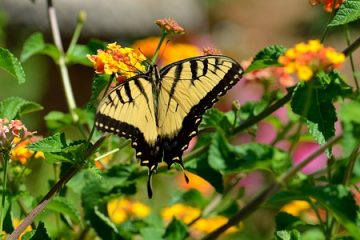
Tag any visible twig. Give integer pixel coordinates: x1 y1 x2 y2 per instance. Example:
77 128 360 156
47 0 78 122
7 136 107 240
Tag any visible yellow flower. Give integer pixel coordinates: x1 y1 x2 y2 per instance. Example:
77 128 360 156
107 198 150 224
192 216 242 236
161 203 201 224
88 43 146 82
297 65 313 81
281 200 311 216
278 39 345 82
11 137 44 165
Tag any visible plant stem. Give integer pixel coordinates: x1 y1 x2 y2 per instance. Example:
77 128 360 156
66 11 86 57
232 89 293 135
342 35 360 57
7 136 107 240
343 144 360 186
47 0 78 122
0 152 10 233
202 135 341 240
344 24 360 91
320 0 338 43
150 33 166 65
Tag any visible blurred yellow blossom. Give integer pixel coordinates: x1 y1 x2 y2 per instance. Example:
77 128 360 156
87 43 146 83
107 198 150 224
192 216 242 237
278 40 345 81
161 203 201 224
280 200 311 216
161 43 202 65
11 137 44 165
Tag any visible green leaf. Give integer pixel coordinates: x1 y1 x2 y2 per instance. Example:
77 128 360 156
46 196 81 225
306 185 360 237
275 212 308 231
339 100 360 156
274 230 301 240
245 45 286 72
328 0 360 27
208 132 290 175
140 227 164 240
170 189 207 209
94 206 119 233
26 222 51 240
0 97 43 120
185 153 224 193
163 218 188 240
21 32 60 62
291 80 337 144
87 74 109 113
44 111 73 131
0 47 26 84
27 132 67 152
3 204 14 234
66 44 92 66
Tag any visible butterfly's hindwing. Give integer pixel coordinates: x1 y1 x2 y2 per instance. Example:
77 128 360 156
158 55 244 166
95 75 162 169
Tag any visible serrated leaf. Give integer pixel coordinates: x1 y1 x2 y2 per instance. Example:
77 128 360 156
94 206 118 233
21 32 60 62
46 196 81 225
27 132 67 152
170 189 207 209
274 229 301 240
163 218 188 240
0 47 26 84
0 97 43 119
291 80 337 144
245 45 286 72
329 0 360 26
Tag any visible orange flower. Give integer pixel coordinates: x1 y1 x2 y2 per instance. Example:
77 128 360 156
280 200 311 216
161 43 202 65
132 37 169 59
107 198 150 224
178 172 213 196
278 40 345 81
309 0 345 12
155 18 185 35
87 43 146 83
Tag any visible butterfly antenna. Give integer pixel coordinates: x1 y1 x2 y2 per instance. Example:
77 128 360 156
156 39 171 65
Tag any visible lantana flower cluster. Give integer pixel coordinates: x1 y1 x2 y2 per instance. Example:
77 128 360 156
0 118 33 152
107 198 151 224
278 40 345 81
87 43 147 83
309 0 345 12
155 18 185 35
11 137 44 164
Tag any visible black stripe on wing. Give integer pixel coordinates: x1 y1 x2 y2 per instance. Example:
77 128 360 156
159 55 244 167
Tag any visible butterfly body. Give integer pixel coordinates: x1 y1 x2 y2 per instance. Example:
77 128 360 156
95 55 244 197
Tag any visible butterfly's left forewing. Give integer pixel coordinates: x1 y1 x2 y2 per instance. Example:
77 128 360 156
157 55 244 167
96 76 162 171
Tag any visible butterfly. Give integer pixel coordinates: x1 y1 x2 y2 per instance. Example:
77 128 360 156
95 55 244 198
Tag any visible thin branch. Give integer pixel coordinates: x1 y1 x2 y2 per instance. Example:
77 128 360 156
7 136 107 240
47 0 78 122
